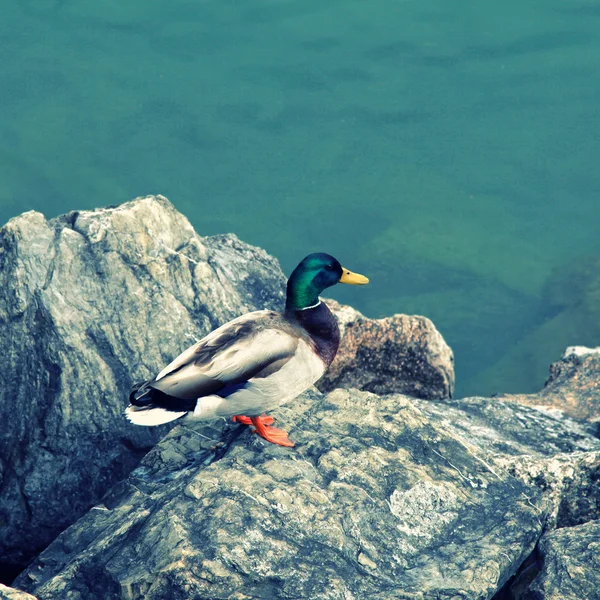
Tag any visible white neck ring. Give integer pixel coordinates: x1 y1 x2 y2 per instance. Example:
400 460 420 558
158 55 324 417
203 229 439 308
298 299 322 311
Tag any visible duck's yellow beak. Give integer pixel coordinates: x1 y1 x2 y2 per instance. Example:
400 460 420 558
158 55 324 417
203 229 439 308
339 268 369 285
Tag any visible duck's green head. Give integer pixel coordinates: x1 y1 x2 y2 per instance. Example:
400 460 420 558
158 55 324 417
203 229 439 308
285 253 369 311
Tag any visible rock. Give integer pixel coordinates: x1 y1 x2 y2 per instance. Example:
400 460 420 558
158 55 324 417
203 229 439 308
0 196 286 575
497 451 600 531
14 386 600 600
563 346 600 358
525 520 600 600
502 346 600 422
414 396 600 460
319 299 455 399
415 392 600 532
0 585 38 600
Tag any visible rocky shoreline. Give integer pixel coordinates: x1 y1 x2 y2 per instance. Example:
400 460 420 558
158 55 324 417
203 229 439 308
1 197 599 599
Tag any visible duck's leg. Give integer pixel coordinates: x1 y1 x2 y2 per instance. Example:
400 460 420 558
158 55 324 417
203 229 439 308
250 416 295 448
232 414 274 426
231 414 293 447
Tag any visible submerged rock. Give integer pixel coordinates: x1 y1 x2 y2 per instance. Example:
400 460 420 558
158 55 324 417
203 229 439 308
14 384 600 600
467 253 600 398
0 196 286 574
321 299 455 399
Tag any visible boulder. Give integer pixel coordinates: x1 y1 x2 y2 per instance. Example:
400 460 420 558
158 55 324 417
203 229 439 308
0 585 37 600
14 385 600 600
320 299 455 399
525 520 600 600
0 196 286 575
502 346 600 422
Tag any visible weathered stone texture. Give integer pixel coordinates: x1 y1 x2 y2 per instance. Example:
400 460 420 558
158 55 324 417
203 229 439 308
0 195 455 580
320 299 455 399
525 520 600 600
14 387 600 600
0 196 286 573
0 585 38 600
505 346 600 422
4 196 598 600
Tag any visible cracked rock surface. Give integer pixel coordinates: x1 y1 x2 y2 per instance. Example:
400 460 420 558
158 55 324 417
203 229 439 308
525 520 600 600
0 196 286 574
14 386 600 600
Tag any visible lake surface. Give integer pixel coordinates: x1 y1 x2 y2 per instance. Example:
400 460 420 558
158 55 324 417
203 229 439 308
2 0 599 397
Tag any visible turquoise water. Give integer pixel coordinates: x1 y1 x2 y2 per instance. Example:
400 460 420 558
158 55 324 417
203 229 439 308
2 0 599 397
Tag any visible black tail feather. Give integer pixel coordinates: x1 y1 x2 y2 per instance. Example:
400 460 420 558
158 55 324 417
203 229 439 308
129 381 197 412
129 380 155 406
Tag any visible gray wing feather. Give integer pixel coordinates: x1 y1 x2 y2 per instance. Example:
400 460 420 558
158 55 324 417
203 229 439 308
150 311 299 400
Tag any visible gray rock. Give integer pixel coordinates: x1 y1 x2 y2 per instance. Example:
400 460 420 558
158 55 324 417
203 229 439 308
320 299 455 399
415 396 600 534
15 387 600 600
497 451 600 531
525 520 600 600
0 585 38 600
414 396 600 460
505 346 600 423
0 196 286 574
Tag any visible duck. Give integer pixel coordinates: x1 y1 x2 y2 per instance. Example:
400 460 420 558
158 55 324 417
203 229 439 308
126 253 369 447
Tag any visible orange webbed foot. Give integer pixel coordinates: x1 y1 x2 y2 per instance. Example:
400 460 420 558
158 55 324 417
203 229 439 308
232 414 275 426
250 416 295 448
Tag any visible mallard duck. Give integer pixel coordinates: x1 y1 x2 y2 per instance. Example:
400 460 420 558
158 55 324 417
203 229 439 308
126 253 368 447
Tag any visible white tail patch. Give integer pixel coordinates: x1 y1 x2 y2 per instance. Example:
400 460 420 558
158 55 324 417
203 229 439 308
125 405 187 426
